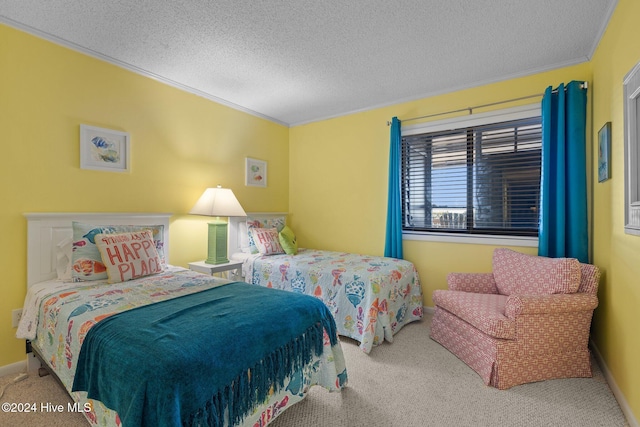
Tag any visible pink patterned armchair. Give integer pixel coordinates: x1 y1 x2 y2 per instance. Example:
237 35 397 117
430 248 600 390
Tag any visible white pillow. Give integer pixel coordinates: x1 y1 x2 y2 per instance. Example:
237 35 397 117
56 236 73 281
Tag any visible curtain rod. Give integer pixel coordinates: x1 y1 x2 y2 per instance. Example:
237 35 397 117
387 82 588 126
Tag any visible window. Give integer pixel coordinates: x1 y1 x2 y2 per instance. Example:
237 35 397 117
401 106 541 239
624 60 640 236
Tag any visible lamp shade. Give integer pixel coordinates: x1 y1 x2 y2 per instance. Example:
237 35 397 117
190 186 247 217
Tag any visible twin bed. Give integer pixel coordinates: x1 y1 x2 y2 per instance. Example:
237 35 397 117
228 214 424 354
17 213 347 427
17 212 424 426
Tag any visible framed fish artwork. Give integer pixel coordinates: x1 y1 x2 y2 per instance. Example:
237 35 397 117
245 157 267 187
80 124 130 172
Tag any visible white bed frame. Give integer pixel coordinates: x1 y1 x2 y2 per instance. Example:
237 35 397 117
24 212 172 287
24 211 283 286
228 212 288 256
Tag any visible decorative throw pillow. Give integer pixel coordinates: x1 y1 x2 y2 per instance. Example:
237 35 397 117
71 222 166 282
94 230 164 283
492 248 581 295
56 236 73 282
250 227 285 255
246 216 286 254
278 225 298 255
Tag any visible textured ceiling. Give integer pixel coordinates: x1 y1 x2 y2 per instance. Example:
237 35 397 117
0 1 617 126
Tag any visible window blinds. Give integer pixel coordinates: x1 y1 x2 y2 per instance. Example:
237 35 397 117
401 117 542 236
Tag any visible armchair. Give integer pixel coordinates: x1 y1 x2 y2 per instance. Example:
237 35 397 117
430 248 600 389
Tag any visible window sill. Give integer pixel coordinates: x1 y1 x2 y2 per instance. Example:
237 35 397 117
402 231 538 248
624 226 640 236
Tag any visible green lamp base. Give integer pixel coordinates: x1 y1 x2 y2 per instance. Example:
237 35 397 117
205 220 229 265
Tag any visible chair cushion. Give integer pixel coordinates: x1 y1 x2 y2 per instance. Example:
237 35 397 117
492 248 581 296
432 290 515 339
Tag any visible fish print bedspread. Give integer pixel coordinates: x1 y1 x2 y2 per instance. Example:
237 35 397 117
248 249 424 353
24 268 347 427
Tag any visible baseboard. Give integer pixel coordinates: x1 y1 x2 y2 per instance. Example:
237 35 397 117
590 340 639 427
0 352 42 378
0 359 26 377
423 305 434 315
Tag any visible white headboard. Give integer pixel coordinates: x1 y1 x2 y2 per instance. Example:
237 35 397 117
228 212 288 256
24 212 171 287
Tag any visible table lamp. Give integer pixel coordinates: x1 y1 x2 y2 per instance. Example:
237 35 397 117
190 185 247 264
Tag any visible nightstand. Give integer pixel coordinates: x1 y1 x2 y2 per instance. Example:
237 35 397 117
188 260 243 280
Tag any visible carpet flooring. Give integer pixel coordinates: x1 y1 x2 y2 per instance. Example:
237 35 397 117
0 313 629 426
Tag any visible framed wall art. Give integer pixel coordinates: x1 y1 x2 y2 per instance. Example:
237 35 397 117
624 60 640 235
598 121 611 182
80 124 130 172
245 157 267 187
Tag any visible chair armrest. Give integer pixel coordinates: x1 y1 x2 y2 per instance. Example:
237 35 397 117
447 272 499 294
505 293 598 318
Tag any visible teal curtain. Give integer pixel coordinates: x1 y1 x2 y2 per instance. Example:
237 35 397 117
538 81 588 263
385 117 403 259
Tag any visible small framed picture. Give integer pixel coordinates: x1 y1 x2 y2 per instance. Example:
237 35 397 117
245 157 267 187
80 124 130 172
598 122 611 182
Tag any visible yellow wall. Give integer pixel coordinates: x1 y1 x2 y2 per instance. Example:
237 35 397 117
0 24 289 367
590 0 640 419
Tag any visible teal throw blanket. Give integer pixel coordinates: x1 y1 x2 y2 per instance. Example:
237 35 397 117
72 281 338 427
